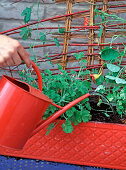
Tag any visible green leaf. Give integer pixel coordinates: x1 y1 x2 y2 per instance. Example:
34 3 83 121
118 100 123 106
20 27 32 40
92 69 98 74
98 25 103 38
66 109 74 118
120 89 126 100
21 7 31 24
82 110 91 122
85 102 91 110
58 25 65 34
71 116 79 126
94 7 99 19
82 109 90 115
95 12 98 20
79 52 85 57
105 75 116 80
44 54 51 60
66 107 76 117
40 33 46 44
82 116 89 123
104 112 110 117
95 85 105 93
107 64 120 72
53 37 60 48
115 77 126 84
107 93 114 101
44 69 52 75
75 111 82 123
94 7 99 13
81 59 87 64
100 13 105 22
97 99 102 106
62 120 73 133
120 50 125 57
83 81 91 89
46 123 55 135
65 119 71 126
19 71 24 77
57 64 62 70
73 52 84 61
101 47 119 60
71 91 76 97
113 86 120 92
95 75 104 85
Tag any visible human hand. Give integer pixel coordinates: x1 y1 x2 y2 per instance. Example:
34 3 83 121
0 35 31 68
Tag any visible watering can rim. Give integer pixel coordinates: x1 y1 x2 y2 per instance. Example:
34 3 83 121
1 75 52 103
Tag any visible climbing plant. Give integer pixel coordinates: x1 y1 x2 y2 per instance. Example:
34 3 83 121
19 1 126 134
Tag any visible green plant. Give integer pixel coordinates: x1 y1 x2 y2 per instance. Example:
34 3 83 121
41 57 92 134
19 47 126 135
19 1 126 135
90 46 126 117
22 53 92 134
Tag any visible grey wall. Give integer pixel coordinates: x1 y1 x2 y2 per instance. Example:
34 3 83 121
0 0 125 77
0 0 91 73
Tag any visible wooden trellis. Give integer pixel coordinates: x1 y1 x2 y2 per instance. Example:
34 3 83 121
0 0 125 78
62 0 73 70
55 0 126 70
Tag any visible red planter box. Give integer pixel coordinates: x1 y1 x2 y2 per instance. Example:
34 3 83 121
0 120 126 169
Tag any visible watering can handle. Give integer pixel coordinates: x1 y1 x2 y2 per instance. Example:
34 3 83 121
31 61 43 91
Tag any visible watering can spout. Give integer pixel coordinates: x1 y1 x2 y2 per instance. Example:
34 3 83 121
30 93 90 138
30 62 90 137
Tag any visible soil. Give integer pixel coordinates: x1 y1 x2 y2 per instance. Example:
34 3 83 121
90 102 126 124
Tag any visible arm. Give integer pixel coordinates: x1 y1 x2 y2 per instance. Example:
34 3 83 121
0 35 31 68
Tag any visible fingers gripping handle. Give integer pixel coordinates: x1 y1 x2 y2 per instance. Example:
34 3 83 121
31 61 43 91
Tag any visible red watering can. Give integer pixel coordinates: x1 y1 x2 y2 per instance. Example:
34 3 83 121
0 61 90 150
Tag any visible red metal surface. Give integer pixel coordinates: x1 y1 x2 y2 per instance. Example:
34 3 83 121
0 120 125 169
0 76 50 149
0 61 52 149
31 61 43 91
